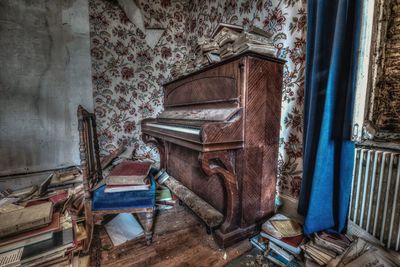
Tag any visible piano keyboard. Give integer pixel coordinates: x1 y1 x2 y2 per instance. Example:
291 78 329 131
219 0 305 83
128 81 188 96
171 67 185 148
145 123 200 135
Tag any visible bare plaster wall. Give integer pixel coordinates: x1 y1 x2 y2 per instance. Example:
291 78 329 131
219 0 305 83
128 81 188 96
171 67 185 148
0 0 93 176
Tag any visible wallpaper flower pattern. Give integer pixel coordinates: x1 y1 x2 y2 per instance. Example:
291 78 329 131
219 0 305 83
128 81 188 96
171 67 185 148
89 0 188 161
184 0 306 198
89 0 306 198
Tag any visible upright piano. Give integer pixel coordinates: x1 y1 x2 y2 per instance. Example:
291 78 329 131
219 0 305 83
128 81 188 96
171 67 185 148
141 51 285 247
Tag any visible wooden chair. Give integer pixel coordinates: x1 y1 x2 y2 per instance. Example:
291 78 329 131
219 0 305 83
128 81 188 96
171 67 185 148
77 105 155 253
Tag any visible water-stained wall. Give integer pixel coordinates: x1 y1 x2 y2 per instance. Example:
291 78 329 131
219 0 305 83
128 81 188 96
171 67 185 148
0 0 93 176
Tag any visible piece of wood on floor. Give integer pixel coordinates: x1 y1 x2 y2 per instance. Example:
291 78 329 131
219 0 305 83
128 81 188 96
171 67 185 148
90 205 252 267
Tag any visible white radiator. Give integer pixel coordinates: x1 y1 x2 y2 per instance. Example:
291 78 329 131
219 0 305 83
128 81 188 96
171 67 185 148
349 147 400 250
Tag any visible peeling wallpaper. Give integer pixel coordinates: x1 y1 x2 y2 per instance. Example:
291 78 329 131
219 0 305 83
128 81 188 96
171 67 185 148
371 0 400 137
89 0 306 198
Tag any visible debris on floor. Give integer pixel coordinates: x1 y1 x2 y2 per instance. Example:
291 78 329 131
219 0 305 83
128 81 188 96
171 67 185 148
0 166 87 267
104 213 144 247
247 213 400 267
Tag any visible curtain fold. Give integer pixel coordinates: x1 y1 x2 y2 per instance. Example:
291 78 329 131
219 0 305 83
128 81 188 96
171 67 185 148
298 0 362 235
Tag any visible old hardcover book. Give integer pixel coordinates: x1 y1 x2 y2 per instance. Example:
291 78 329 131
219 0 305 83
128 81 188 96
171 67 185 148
106 161 151 185
234 43 275 57
0 212 60 251
104 183 150 193
156 186 172 202
20 228 73 265
0 202 53 238
260 232 304 255
234 32 273 46
0 247 23 267
211 23 243 38
270 219 302 238
105 213 144 246
74 223 87 242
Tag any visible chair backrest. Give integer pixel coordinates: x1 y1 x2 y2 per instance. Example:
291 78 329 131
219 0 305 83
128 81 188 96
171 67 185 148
77 105 102 200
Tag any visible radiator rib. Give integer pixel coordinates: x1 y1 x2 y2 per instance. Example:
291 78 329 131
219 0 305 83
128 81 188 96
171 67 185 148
389 157 400 249
373 152 387 236
350 147 400 250
366 151 379 231
380 153 394 243
353 149 365 223
360 150 371 227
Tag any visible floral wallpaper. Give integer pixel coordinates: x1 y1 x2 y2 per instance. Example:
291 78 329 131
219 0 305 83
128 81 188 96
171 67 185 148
89 0 188 161
89 0 306 198
184 0 306 198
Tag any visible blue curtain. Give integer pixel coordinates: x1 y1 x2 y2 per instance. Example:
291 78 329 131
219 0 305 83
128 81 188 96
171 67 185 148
298 0 362 235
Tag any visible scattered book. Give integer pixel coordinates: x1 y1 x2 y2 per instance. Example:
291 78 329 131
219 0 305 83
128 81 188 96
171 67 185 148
49 191 69 205
301 242 336 265
0 198 18 208
314 231 351 254
265 249 301 267
211 23 243 39
19 228 73 266
0 247 23 267
0 203 23 214
249 234 267 252
262 213 302 239
74 223 87 242
0 232 52 254
104 183 150 193
0 202 53 238
269 219 302 238
156 186 172 202
0 212 59 252
260 231 304 255
106 161 151 186
105 213 144 246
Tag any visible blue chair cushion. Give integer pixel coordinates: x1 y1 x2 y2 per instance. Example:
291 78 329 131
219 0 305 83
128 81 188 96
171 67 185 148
92 176 156 211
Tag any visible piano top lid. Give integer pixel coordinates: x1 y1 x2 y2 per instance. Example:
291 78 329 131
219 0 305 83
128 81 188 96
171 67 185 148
163 51 286 87
157 107 241 122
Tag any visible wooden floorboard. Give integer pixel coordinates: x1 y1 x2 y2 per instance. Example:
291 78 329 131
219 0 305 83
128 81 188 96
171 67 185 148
90 205 252 267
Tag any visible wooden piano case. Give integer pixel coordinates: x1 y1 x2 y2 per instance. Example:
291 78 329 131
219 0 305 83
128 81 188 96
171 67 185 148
142 52 285 247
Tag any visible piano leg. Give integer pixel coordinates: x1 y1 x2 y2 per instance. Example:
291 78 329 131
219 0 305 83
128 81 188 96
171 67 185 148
142 134 166 168
199 151 257 248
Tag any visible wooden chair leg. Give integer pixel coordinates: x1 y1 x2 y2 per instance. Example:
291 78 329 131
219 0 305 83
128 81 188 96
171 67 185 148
89 225 102 267
144 210 154 245
83 221 94 254
83 209 94 254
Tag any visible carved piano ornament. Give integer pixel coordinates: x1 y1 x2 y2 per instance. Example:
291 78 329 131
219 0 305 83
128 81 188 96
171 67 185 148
141 52 285 247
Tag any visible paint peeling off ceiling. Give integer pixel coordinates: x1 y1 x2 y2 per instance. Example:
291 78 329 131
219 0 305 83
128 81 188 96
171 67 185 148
117 0 165 49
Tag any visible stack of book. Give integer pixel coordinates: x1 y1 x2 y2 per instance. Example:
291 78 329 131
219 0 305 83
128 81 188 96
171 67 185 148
169 23 275 79
211 23 242 59
249 234 301 267
301 232 352 266
233 27 275 57
104 161 152 193
260 214 304 256
194 39 220 66
0 165 94 266
0 203 76 266
50 166 83 191
248 213 305 266
155 185 176 210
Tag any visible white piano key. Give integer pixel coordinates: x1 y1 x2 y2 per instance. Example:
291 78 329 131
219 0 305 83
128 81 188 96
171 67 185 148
146 123 201 135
